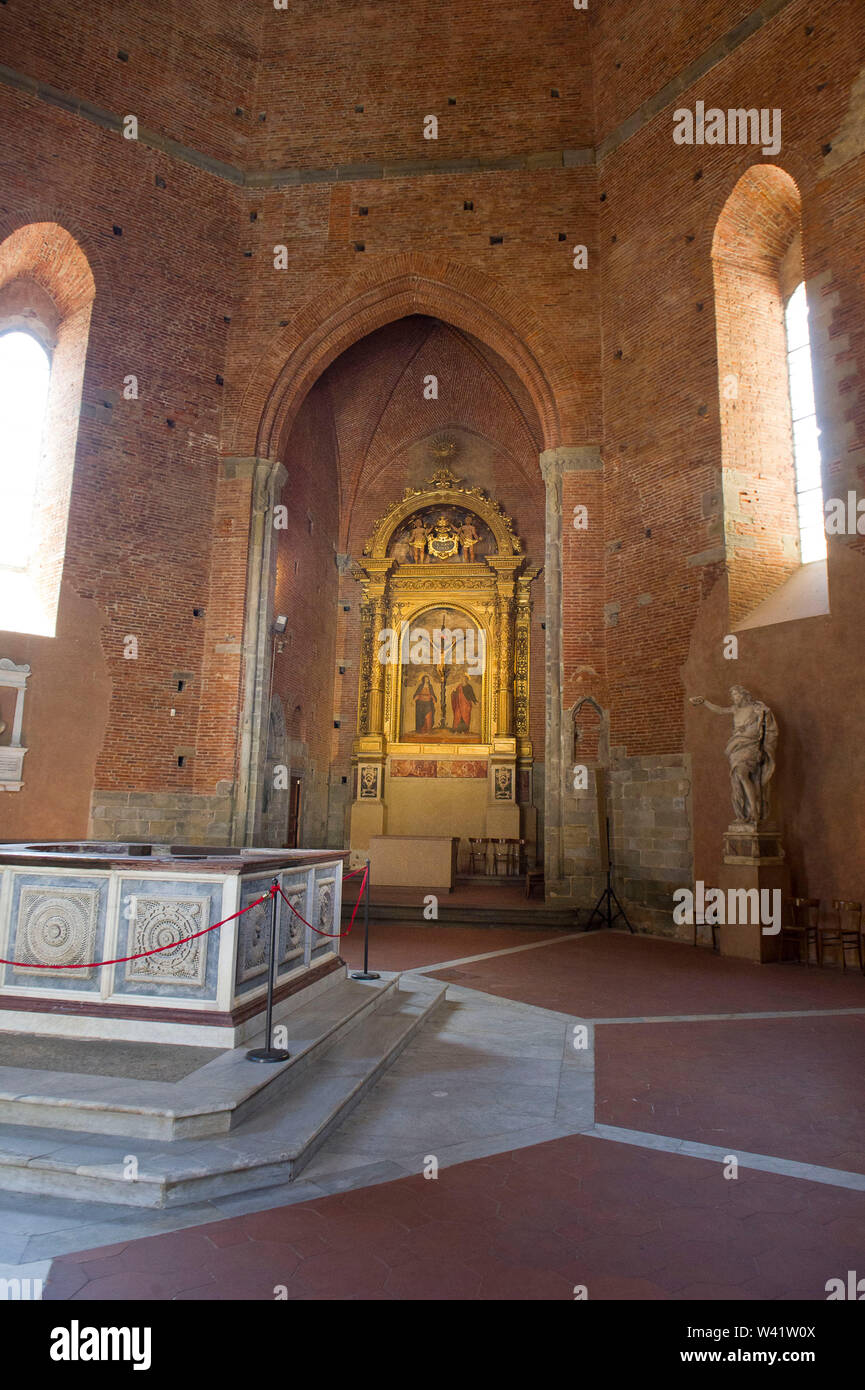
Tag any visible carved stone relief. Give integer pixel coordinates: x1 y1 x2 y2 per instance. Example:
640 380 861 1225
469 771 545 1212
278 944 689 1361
13 886 99 978
124 895 210 987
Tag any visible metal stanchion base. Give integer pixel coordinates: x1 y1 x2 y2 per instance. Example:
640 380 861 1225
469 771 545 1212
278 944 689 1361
246 1048 291 1063
350 971 380 980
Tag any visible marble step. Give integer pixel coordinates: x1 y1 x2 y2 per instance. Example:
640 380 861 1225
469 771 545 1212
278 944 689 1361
0 971 400 1141
0 977 447 1208
357 904 576 928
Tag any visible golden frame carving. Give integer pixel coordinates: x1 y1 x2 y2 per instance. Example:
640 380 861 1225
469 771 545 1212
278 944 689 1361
363 467 523 561
351 470 539 776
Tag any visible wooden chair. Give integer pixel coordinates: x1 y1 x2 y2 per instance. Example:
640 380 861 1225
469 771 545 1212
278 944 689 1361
468 838 487 875
525 867 544 899
818 900 863 972
501 838 525 876
493 838 511 875
780 896 819 965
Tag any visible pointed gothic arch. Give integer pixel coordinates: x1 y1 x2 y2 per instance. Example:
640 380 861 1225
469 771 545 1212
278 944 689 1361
227 252 579 459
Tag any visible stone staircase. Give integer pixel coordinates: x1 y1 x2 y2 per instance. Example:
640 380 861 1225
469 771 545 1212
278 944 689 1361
0 969 446 1208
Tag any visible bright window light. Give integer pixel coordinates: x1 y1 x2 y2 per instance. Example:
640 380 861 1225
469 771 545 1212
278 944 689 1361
784 283 826 563
0 330 51 571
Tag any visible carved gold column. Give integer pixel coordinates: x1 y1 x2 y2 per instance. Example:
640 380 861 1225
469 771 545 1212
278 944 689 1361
360 559 394 738
514 569 539 814
495 592 515 735
357 598 374 735
350 560 392 861
487 557 521 738
514 573 535 743
368 587 387 735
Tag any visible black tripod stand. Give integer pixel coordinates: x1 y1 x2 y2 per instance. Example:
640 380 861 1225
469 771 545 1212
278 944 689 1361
583 815 634 933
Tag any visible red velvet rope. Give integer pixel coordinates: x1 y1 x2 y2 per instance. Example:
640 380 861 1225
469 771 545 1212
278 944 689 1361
277 864 368 938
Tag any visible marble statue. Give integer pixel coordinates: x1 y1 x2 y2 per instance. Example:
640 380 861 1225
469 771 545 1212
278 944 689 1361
689 685 778 827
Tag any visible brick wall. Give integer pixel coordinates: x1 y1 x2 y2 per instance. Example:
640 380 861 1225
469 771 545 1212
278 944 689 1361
0 0 260 166
590 0 765 143
251 0 593 171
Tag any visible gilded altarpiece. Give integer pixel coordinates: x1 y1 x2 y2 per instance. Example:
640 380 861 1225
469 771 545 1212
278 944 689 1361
349 467 540 869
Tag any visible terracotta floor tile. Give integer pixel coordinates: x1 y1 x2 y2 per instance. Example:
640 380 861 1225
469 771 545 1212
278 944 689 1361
39 933 865 1303
297 1248 390 1296
68 1270 210 1301
385 1257 483 1300
80 1230 215 1278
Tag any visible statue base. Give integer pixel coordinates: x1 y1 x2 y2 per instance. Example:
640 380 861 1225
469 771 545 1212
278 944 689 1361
723 824 785 866
718 825 789 963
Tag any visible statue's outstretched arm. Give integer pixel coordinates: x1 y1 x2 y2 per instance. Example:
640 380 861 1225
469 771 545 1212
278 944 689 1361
689 697 734 715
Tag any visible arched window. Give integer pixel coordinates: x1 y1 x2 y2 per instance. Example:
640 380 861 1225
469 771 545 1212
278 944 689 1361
712 166 819 623
0 330 51 572
784 283 826 563
0 223 95 637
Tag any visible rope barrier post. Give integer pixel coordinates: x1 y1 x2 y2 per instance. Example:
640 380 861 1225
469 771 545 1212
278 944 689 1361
351 858 379 981
247 878 291 1063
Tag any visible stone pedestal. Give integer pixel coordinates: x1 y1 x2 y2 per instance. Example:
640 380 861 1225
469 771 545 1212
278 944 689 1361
717 826 789 963
723 826 784 865
349 796 385 852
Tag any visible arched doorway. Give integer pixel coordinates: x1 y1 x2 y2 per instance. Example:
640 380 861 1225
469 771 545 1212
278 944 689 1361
246 311 549 881
232 255 586 897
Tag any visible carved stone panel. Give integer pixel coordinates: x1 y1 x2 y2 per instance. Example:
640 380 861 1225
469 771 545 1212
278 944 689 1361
235 893 270 985
316 879 334 933
124 895 210 988
278 877 306 969
311 875 337 959
13 886 99 979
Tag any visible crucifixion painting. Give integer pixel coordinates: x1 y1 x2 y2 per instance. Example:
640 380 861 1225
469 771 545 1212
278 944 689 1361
399 608 485 742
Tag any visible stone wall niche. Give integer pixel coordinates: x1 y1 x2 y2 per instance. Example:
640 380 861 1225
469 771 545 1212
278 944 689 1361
0 659 31 792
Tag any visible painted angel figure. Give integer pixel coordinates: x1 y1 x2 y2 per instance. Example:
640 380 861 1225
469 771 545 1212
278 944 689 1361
689 685 778 827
